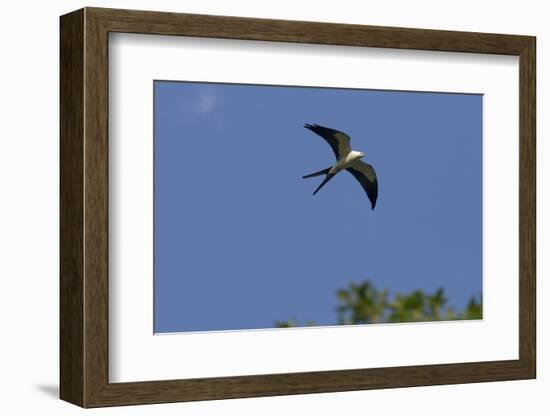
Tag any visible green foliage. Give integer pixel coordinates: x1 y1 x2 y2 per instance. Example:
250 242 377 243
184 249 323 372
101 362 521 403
336 281 388 324
458 296 483 320
274 280 482 328
273 318 316 328
386 288 448 323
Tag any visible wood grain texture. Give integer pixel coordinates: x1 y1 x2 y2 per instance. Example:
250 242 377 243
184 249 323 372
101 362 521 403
88 7 532 54
518 38 536 375
59 8 84 407
59 7 536 408
83 10 110 406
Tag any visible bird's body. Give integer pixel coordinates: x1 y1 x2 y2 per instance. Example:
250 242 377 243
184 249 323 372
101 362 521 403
330 150 365 174
303 123 378 209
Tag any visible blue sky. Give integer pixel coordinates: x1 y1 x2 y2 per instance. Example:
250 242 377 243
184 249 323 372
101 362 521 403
153 81 482 333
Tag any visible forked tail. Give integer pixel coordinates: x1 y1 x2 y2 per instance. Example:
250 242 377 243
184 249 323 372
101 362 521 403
312 173 335 195
302 167 331 179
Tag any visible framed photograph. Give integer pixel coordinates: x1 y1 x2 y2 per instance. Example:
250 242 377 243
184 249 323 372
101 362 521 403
60 7 536 408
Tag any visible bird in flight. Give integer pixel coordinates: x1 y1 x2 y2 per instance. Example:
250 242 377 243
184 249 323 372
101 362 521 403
302 123 378 209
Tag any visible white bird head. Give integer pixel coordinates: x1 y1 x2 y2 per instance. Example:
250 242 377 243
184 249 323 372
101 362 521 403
359 151 366 158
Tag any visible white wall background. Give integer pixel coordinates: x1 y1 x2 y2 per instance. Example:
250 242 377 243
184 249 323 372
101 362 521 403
0 0 545 414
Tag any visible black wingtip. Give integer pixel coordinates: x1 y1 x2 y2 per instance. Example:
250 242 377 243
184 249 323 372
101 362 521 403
304 123 320 130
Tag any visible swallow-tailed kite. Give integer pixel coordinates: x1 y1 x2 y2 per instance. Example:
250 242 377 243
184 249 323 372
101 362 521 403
302 123 378 209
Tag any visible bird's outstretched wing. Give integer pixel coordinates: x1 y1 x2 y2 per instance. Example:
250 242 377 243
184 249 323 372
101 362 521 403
304 123 352 160
346 160 378 209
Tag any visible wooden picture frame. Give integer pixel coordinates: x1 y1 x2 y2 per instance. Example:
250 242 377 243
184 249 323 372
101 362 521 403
60 7 536 408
